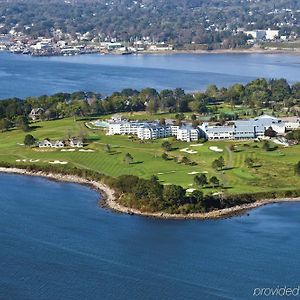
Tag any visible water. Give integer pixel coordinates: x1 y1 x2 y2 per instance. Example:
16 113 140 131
1 173 300 300
0 52 300 99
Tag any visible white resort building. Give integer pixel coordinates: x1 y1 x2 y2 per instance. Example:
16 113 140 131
105 115 299 142
107 121 200 142
200 115 289 140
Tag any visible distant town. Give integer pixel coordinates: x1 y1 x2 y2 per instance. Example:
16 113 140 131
0 26 298 57
0 30 175 56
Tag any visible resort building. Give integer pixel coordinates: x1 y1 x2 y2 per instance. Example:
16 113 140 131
200 115 287 140
105 115 298 142
200 124 235 140
136 124 172 140
177 126 201 142
107 121 198 142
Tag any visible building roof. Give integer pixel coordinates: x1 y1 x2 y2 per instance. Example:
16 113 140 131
205 126 235 133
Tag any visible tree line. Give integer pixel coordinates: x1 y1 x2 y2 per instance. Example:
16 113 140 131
0 78 300 132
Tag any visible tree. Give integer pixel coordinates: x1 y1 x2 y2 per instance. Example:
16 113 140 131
104 144 111 153
15 116 29 131
189 190 204 204
210 176 220 188
0 118 11 132
161 152 169 160
159 118 166 126
264 127 277 138
123 153 133 164
24 134 36 146
245 157 254 168
295 161 300 176
263 140 271 151
212 156 225 170
181 156 190 165
175 113 185 121
146 99 159 114
163 184 186 206
161 141 172 151
194 174 208 187
191 114 197 121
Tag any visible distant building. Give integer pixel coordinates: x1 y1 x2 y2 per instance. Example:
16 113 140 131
69 138 83 148
38 139 53 148
244 30 266 40
38 138 83 148
265 29 279 40
29 108 44 121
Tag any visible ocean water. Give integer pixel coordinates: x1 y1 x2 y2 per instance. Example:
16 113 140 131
0 52 300 99
1 173 300 300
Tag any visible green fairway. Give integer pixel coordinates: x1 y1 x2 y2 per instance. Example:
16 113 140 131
1 117 300 195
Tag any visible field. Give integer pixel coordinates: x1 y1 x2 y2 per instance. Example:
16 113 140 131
0 116 300 195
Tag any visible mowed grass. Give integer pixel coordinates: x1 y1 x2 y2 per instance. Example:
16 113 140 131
0 117 300 195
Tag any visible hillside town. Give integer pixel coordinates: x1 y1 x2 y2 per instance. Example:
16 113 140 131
0 32 174 56
0 26 297 56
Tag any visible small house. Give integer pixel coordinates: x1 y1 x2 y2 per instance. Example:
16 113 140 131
69 138 83 148
29 108 44 121
38 139 53 148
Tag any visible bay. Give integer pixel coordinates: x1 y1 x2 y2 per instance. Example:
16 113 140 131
1 173 300 300
0 52 299 99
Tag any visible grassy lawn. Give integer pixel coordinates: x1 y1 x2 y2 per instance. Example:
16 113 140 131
1 117 300 195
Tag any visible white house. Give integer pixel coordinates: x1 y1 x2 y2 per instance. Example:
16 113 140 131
69 138 83 148
266 29 279 40
29 108 44 120
38 139 64 148
38 139 53 148
53 140 65 148
244 30 266 40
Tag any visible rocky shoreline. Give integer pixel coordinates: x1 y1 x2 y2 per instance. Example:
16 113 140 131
1 167 300 220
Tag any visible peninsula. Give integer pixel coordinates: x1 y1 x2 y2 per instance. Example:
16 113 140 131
0 79 300 218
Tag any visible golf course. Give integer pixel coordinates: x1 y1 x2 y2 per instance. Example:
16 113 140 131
1 114 299 196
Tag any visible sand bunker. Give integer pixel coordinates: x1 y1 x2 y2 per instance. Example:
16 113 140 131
180 148 197 154
188 171 200 175
49 160 68 165
209 146 223 152
29 159 40 163
186 188 196 193
157 171 176 175
61 149 76 152
190 144 204 147
79 149 95 152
